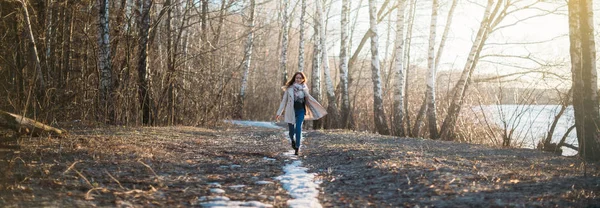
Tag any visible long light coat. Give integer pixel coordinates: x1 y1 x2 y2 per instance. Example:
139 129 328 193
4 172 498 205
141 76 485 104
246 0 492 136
276 85 327 125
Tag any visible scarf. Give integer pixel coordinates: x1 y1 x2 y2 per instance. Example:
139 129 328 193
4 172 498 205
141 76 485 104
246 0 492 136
292 83 306 102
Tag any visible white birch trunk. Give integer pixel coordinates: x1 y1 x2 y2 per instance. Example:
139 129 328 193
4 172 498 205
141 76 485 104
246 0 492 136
393 0 407 136
368 0 390 135
425 0 439 139
434 0 458 70
237 0 255 119
311 2 323 129
311 3 322 103
98 0 113 123
18 0 46 96
439 0 496 140
339 0 351 128
280 0 290 85
318 0 340 128
298 0 306 72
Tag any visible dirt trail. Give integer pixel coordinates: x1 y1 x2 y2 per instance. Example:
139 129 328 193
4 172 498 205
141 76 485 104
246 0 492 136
0 123 598 207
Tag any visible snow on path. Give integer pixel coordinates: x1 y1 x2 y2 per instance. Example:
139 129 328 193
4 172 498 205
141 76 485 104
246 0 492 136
227 120 323 208
225 120 283 129
276 151 322 208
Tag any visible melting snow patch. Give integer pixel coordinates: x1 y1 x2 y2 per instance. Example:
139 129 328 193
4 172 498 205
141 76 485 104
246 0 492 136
219 165 241 169
198 185 274 208
275 150 322 208
228 185 246 189
207 182 221 188
255 181 273 185
209 188 225 194
225 120 283 129
200 200 273 208
263 157 276 161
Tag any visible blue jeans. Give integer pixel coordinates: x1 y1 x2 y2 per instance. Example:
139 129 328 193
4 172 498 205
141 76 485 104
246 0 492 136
288 108 305 149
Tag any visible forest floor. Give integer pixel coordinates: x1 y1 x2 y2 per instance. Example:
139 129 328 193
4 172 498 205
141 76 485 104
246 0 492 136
0 121 598 207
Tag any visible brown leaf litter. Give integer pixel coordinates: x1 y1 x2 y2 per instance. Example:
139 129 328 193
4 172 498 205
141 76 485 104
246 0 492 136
0 123 598 207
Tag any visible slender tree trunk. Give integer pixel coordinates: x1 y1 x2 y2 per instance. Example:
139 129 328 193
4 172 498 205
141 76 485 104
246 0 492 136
368 0 390 135
44 0 55 84
137 0 154 125
404 0 416 136
435 0 458 70
280 0 290 85
439 0 498 140
212 0 227 46
339 0 351 129
542 89 571 153
312 0 323 129
201 0 208 44
236 0 255 119
298 0 306 72
98 0 114 124
318 0 340 129
392 0 407 136
425 0 439 139
569 0 600 161
18 0 46 101
412 0 456 138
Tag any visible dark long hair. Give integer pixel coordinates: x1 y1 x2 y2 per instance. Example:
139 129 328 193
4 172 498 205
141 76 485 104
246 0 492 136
285 72 307 88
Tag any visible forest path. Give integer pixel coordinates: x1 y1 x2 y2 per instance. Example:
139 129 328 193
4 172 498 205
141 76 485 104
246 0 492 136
0 121 598 207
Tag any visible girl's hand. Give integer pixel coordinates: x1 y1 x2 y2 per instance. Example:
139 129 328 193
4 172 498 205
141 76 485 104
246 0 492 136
275 115 280 121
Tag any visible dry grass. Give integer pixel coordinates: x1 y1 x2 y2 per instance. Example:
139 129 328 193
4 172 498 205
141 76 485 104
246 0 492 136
0 123 598 207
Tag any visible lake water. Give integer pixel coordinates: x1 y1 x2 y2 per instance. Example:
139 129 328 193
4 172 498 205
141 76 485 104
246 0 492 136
474 105 578 156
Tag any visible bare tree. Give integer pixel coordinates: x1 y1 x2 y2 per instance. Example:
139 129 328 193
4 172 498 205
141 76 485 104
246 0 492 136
280 0 290 85
312 0 323 129
298 0 306 72
98 0 114 123
318 0 340 129
339 0 351 128
568 0 600 161
18 0 45 101
439 0 500 140
137 0 154 125
368 0 390 135
412 0 457 137
236 0 256 119
425 0 439 139
392 0 407 136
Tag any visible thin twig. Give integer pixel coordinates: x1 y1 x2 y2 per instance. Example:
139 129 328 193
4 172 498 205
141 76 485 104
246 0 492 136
63 161 79 175
105 169 124 189
137 159 163 186
73 168 93 188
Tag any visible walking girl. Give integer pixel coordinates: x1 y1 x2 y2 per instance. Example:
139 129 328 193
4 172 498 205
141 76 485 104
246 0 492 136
276 72 327 155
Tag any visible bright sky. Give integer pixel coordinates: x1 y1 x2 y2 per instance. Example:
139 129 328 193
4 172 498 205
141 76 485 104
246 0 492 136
312 0 600 89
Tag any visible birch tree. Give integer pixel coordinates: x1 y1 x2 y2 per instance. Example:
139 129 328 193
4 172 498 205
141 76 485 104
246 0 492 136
18 0 46 100
280 0 290 85
318 0 340 128
568 0 600 161
368 0 390 135
98 0 114 123
312 0 323 129
236 0 256 119
392 0 407 136
298 0 306 72
425 0 439 139
137 0 154 125
339 0 351 128
439 0 500 140
412 0 457 137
